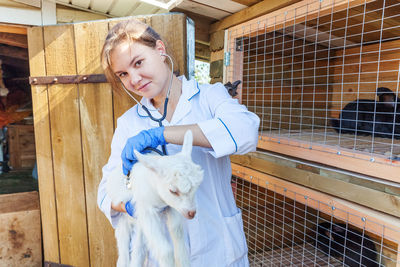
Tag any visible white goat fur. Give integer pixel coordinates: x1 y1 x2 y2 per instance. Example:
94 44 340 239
106 130 204 267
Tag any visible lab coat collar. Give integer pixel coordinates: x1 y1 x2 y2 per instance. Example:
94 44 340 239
170 76 199 125
179 75 200 101
136 76 200 125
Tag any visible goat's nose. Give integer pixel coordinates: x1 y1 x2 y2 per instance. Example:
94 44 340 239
187 210 196 219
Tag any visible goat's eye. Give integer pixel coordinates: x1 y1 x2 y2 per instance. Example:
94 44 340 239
169 189 179 196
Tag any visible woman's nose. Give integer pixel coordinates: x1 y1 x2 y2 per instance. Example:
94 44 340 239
128 70 142 86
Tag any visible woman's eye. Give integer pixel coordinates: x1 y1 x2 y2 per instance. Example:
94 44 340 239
135 60 142 67
119 72 127 78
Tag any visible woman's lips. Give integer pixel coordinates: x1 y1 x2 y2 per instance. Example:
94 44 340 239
137 82 151 91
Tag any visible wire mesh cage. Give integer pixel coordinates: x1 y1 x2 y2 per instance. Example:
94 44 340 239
231 173 400 266
225 0 400 168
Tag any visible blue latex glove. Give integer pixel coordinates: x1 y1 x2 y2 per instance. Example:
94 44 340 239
125 200 135 217
121 126 167 175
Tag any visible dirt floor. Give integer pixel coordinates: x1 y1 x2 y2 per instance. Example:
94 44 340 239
0 169 38 194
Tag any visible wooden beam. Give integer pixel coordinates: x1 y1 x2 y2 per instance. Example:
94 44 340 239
0 44 28 60
210 0 301 33
0 23 27 35
172 8 214 44
0 6 42 26
231 163 400 242
231 0 261 6
258 135 400 183
56 5 107 23
195 41 210 61
11 0 41 8
0 32 28 48
0 56 28 69
41 0 56 25
231 153 400 218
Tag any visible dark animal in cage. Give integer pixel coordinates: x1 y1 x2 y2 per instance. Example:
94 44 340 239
224 80 241 97
316 222 378 267
331 87 400 139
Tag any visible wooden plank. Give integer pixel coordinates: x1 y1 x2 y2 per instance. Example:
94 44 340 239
11 0 41 8
231 0 261 6
71 0 90 9
231 153 400 217
0 209 42 267
210 0 301 33
43 24 89 267
224 0 374 37
108 0 140 17
172 8 212 44
0 32 27 48
0 191 39 213
231 163 400 243
257 135 400 183
89 0 113 13
330 39 400 118
195 41 210 61
27 25 59 264
0 23 27 34
56 5 107 24
73 20 117 267
0 6 42 26
0 44 28 60
178 0 232 20
189 0 247 13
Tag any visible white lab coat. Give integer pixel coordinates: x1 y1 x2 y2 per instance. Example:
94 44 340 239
97 76 260 266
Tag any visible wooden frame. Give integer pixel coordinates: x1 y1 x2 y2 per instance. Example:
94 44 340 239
258 135 400 183
231 163 400 263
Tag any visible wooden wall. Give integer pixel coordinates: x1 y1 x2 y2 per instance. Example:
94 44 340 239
330 39 400 118
28 13 189 267
239 32 333 131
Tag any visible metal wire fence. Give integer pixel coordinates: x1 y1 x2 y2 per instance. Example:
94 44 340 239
226 0 400 165
232 174 400 266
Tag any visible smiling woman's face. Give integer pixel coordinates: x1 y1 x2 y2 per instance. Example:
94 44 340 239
110 40 169 101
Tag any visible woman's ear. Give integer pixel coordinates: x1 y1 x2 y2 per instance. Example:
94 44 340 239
155 40 167 60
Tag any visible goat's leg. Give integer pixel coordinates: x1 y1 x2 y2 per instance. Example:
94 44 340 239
130 226 146 267
140 211 175 267
166 209 190 267
115 217 131 267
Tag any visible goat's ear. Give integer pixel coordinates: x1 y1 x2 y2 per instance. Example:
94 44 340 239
134 150 158 172
181 130 193 157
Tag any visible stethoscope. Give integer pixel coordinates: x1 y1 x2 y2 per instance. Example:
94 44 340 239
118 53 174 156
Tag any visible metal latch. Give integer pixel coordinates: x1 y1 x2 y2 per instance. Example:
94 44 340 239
29 74 107 85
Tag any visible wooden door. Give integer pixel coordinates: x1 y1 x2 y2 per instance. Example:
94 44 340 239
28 13 191 267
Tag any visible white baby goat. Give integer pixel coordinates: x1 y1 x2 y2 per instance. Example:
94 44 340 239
106 130 204 267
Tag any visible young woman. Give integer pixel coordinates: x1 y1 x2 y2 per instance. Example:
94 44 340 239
97 19 260 266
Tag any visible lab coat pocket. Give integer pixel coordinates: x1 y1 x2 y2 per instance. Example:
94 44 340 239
223 208 247 265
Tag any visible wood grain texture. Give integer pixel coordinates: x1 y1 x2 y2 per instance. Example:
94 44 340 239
0 191 39 213
43 24 89 267
74 20 118 267
231 153 400 217
0 209 42 267
27 25 60 263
